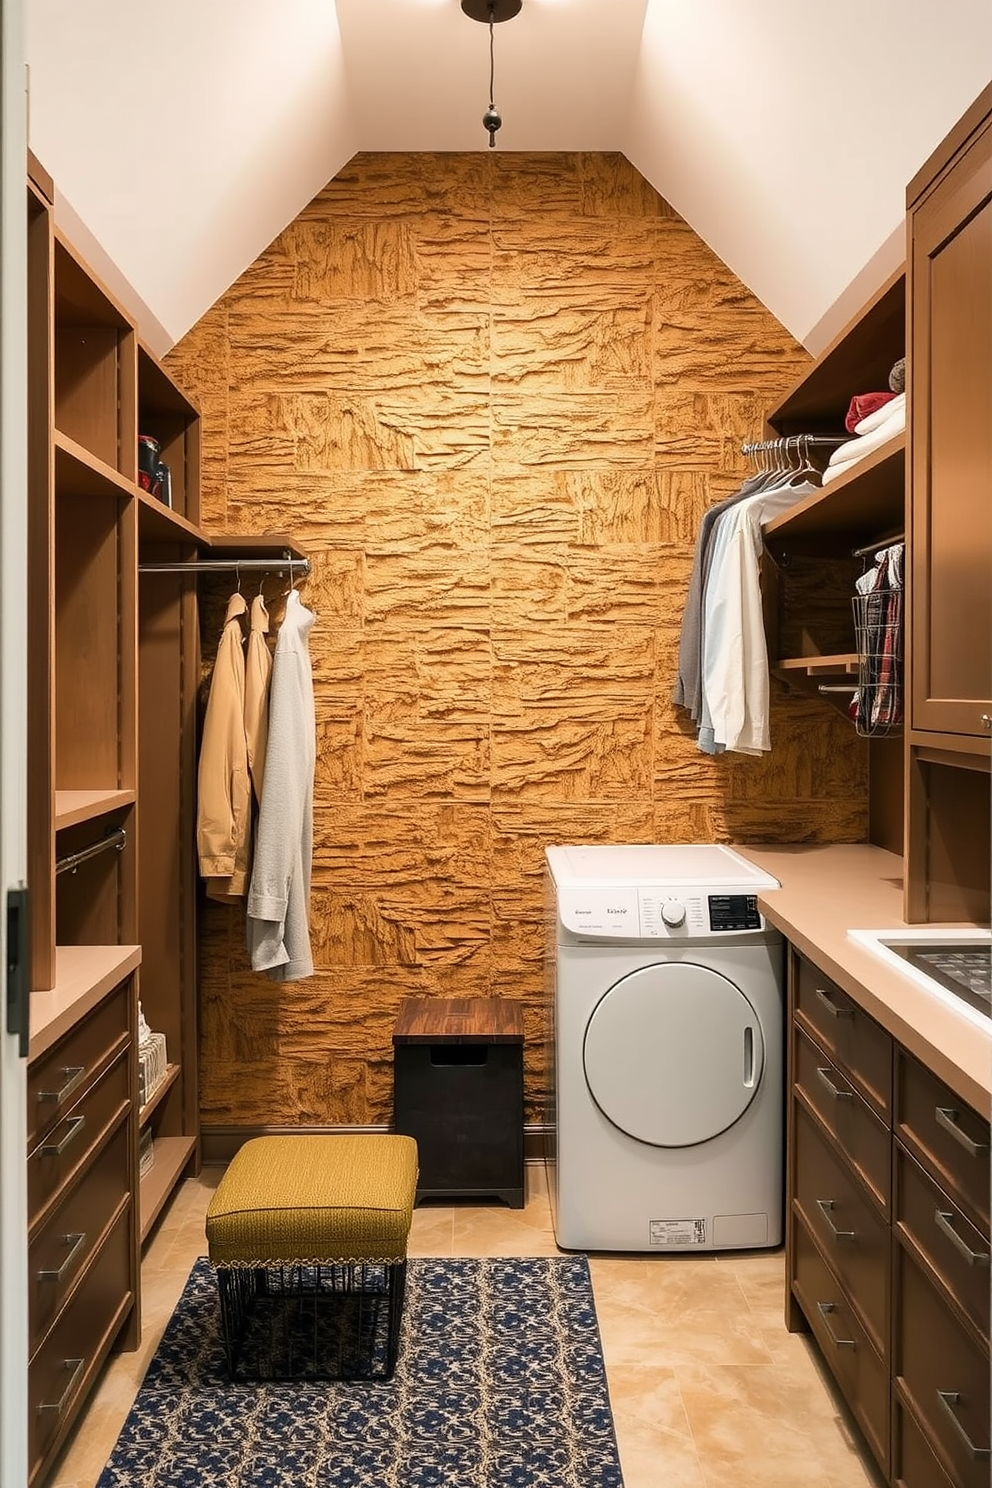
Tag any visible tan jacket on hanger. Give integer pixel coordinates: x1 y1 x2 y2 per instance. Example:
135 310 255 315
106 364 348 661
244 594 272 807
197 591 251 898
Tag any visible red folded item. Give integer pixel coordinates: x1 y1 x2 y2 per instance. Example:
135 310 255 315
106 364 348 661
844 391 897 432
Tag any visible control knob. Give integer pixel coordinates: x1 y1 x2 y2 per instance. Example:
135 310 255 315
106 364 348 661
661 900 686 928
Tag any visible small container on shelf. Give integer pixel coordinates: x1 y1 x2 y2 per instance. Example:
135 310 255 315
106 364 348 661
137 1002 168 1110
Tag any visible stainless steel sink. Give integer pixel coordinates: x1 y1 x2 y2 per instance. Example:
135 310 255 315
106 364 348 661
848 928 992 1028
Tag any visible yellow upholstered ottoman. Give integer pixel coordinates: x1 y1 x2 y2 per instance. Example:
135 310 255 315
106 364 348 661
206 1134 418 1381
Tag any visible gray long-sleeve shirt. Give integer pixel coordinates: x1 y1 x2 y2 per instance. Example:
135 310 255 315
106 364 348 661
246 589 316 982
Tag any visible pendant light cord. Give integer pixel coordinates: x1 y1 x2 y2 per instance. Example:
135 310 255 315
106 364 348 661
488 6 496 146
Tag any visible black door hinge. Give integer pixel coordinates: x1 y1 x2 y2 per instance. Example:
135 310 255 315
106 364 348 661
6 886 29 1058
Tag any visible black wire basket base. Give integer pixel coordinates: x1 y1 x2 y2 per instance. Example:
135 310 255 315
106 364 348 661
216 1261 407 1383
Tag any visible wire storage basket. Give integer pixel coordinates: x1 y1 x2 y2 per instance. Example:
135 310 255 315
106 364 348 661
851 587 903 737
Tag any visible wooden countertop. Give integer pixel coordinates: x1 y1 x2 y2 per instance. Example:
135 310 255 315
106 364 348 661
735 844 990 1114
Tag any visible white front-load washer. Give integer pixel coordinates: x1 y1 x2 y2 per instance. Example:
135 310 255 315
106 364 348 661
545 843 784 1253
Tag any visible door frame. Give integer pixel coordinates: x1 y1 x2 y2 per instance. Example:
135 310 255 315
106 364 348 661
0 0 29 1479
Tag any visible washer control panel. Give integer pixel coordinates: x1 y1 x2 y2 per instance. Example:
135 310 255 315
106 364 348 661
557 886 765 938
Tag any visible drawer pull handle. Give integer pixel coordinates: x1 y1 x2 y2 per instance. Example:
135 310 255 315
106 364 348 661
816 1066 853 1101
814 987 854 1019
936 1390 991 1460
37 1358 84 1416
40 1115 85 1157
36 1066 85 1105
934 1209 990 1268
935 1106 988 1158
37 1231 87 1284
815 1301 856 1349
815 1198 855 1241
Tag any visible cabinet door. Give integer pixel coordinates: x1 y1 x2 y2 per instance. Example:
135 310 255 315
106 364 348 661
910 114 992 738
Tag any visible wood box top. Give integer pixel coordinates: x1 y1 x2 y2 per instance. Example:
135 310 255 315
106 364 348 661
393 996 524 1045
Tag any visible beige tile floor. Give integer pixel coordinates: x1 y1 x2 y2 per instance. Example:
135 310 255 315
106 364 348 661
50 1164 885 1488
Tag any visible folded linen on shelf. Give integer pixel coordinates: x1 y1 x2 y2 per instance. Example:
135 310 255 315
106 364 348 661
821 395 906 484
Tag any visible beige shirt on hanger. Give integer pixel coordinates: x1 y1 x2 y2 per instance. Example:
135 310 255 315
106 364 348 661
197 590 251 898
244 593 272 807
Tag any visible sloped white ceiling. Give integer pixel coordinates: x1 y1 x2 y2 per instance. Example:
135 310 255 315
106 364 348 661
26 0 357 352
25 0 992 355
626 0 992 347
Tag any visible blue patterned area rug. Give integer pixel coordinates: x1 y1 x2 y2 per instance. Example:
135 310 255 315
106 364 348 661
97 1256 624 1487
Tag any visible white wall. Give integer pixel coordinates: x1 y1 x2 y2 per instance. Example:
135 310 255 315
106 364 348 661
624 0 992 346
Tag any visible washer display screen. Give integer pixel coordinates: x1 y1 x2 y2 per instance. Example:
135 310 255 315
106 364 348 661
708 895 761 932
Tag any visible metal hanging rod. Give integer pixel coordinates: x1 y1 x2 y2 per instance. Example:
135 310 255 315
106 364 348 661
852 536 904 560
818 684 859 695
56 828 126 878
741 435 851 456
138 556 310 577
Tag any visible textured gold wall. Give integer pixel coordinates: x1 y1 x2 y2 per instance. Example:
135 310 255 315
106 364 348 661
167 152 868 1132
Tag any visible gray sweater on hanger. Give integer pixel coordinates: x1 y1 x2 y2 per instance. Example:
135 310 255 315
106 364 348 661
246 589 316 982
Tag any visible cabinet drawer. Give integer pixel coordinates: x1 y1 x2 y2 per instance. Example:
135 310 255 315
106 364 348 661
894 1397 956 1488
794 1103 889 1354
794 1025 891 1214
28 1115 131 1355
27 1048 129 1234
896 1246 990 1488
794 955 892 1116
28 980 130 1150
792 1218 888 1476
28 1202 133 1486
896 1143 991 1344
895 1050 990 1237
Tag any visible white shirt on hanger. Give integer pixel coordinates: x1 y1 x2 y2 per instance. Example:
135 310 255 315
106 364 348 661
700 479 817 755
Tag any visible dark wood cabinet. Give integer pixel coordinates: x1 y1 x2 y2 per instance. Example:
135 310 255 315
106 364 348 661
786 946 991 1488
904 81 992 924
908 92 992 742
26 973 138 1487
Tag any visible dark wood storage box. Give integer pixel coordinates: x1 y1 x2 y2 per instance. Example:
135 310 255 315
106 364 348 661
393 997 524 1209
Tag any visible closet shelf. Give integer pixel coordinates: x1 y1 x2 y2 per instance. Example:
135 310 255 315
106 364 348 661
55 788 135 830
137 490 204 545
54 431 134 501
138 1062 182 1129
767 268 905 433
140 1135 197 1243
138 343 201 418
29 944 142 1061
204 532 308 563
763 433 905 555
773 654 859 677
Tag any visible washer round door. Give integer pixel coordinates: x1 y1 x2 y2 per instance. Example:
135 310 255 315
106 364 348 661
582 960 765 1147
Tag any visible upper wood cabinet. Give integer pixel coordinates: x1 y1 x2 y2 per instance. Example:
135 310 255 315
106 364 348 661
908 85 992 744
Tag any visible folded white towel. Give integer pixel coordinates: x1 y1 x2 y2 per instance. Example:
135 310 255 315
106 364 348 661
854 391 905 437
821 401 906 484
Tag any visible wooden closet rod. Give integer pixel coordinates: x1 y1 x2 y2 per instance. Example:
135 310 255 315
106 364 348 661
138 557 310 577
56 828 127 877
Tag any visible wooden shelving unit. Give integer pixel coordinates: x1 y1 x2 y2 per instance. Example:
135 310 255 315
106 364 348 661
761 266 907 856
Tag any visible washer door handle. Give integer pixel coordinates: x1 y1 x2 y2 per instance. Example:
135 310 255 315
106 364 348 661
743 1025 755 1088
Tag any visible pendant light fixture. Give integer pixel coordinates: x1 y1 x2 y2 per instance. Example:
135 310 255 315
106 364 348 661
460 0 523 149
